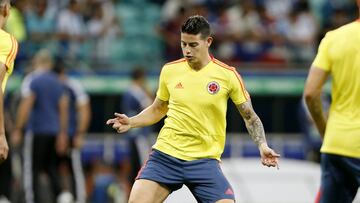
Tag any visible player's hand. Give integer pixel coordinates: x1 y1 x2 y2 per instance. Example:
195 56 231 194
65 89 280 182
0 134 9 163
259 143 280 169
106 113 131 133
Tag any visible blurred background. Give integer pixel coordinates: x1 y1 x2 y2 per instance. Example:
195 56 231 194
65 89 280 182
2 0 360 202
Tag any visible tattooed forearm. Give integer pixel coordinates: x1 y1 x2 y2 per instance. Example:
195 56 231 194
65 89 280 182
246 116 266 146
237 102 266 147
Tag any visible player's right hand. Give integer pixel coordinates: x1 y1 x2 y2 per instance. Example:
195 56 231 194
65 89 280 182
0 134 9 164
106 113 131 133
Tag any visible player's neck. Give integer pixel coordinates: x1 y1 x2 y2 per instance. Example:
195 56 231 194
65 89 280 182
188 55 212 71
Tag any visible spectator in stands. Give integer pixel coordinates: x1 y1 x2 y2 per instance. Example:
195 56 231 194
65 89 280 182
160 0 189 21
11 49 68 203
56 0 87 59
222 0 270 61
25 0 57 54
276 1 318 63
87 1 121 62
158 6 187 61
262 0 293 21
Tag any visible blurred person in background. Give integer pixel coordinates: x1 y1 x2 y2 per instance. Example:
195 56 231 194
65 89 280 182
224 0 270 62
11 49 68 203
107 15 279 203
158 6 187 61
0 0 19 202
276 0 318 63
25 0 57 55
53 59 90 203
56 0 87 60
263 0 293 21
121 67 153 189
303 1 360 202
87 1 121 63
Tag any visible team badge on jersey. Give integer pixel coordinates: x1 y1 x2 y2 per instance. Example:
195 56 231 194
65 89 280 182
207 81 220 94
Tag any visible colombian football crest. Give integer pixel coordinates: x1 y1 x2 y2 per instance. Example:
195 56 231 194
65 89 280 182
207 81 220 94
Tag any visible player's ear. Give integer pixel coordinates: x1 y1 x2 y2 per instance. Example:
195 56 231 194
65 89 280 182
1 3 10 18
206 36 213 47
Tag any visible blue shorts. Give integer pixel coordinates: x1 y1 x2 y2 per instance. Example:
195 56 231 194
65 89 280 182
136 149 235 202
316 153 360 203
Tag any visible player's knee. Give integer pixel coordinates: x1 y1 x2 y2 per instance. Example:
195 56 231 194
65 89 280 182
128 197 137 203
128 196 137 203
128 190 144 203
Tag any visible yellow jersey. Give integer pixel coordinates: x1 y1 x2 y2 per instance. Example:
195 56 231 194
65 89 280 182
0 29 18 92
154 58 250 161
312 20 360 158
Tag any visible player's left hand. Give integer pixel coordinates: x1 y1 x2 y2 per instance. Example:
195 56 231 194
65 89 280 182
259 143 280 169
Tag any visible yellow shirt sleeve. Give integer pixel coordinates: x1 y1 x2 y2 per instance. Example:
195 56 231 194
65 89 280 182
156 66 170 101
0 30 19 92
312 32 331 72
0 34 17 73
0 36 11 67
229 69 249 105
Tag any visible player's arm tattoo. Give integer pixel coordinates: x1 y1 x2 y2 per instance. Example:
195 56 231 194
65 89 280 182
236 101 266 147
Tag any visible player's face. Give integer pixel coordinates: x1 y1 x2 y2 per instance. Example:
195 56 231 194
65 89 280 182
181 33 212 64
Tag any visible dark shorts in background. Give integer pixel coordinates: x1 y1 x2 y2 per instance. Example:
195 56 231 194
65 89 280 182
136 149 235 203
316 153 360 203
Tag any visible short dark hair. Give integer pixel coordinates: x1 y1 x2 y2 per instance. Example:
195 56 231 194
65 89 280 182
131 68 146 81
53 57 67 74
181 15 211 39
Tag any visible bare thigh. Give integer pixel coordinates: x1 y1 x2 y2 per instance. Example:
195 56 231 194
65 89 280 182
128 179 171 203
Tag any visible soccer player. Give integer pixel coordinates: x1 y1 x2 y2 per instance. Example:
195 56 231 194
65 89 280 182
12 49 68 203
107 15 279 203
303 1 360 202
54 59 90 203
0 0 18 164
0 1 18 201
